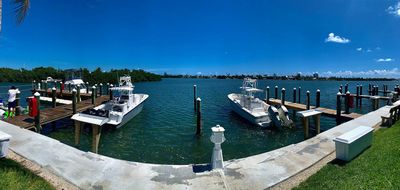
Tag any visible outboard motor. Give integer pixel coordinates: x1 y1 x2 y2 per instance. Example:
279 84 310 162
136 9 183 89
277 105 294 127
268 105 282 128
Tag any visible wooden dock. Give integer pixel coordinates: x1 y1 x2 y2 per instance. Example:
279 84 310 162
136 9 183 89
267 98 362 121
5 95 109 131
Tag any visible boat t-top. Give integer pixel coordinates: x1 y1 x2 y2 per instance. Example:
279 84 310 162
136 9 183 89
71 76 149 128
228 78 293 128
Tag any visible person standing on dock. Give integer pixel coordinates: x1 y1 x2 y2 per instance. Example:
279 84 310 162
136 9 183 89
7 86 18 118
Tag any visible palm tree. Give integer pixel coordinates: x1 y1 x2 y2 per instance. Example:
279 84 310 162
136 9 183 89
0 0 30 32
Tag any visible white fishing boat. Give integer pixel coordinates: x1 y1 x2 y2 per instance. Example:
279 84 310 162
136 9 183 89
228 78 293 128
64 79 88 94
71 76 148 128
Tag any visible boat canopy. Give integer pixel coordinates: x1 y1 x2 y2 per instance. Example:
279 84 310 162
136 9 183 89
110 86 134 91
241 87 263 92
65 79 85 85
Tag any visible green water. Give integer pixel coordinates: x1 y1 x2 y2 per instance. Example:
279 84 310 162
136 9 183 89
1 79 399 164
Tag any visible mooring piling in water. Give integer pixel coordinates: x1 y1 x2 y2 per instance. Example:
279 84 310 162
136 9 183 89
91 86 96 105
345 83 348 94
266 86 270 104
275 86 278 99
306 91 310 110
345 91 350 114
34 92 41 133
316 89 320 108
52 87 57 108
298 87 301 103
281 88 286 105
193 85 197 111
359 85 363 106
356 85 360 106
293 88 297 103
196 97 202 135
339 84 343 94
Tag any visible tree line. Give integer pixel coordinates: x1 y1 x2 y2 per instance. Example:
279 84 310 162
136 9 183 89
0 67 162 84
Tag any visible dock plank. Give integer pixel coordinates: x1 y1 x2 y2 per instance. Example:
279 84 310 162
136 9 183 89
267 98 362 120
5 95 109 130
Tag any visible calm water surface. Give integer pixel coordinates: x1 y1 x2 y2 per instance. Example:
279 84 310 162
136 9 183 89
1 79 399 164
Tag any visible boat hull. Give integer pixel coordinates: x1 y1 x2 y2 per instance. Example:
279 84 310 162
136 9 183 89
111 94 148 128
228 93 271 128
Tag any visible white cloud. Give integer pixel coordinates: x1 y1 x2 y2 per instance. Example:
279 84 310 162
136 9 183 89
322 68 400 78
376 58 394 62
387 2 400 16
356 47 362 51
366 49 372 52
325 33 350 43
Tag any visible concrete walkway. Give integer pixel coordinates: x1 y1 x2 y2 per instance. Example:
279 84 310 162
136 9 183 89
1 101 398 190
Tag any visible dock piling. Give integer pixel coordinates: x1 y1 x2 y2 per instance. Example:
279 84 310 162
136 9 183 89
356 85 360 107
281 88 286 105
193 85 197 111
99 83 103 96
196 97 202 135
86 82 89 94
345 83 348 94
293 88 297 103
336 92 342 124
266 86 270 104
339 84 343 94
345 91 350 114
52 87 56 108
106 83 110 95
16 90 21 116
316 89 320 108
359 85 363 106
91 124 102 153
91 86 96 105
34 92 41 133
275 86 278 99
60 82 63 97
298 87 301 103
109 84 113 100
306 91 310 110
74 121 81 146
77 86 81 103
72 89 77 114
44 82 48 96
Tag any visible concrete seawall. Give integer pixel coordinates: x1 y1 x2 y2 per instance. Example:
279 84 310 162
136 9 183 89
1 101 398 189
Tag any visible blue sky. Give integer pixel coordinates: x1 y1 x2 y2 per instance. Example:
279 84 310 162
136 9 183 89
0 0 399 77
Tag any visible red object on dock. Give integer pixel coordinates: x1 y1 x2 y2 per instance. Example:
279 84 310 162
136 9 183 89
28 98 38 117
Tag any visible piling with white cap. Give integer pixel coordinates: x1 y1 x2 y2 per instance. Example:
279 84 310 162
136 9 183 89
72 88 77 114
34 92 41 132
210 125 225 170
196 97 202 135
52 87 57 108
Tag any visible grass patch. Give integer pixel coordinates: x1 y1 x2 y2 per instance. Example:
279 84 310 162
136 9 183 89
295 122 400 190
0 158 54 190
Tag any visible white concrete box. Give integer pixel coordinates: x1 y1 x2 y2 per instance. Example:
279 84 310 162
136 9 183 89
333 126 373 161
0 131 12 158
